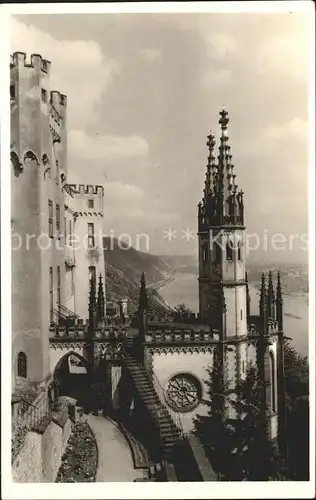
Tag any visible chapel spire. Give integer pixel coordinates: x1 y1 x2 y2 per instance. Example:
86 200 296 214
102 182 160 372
199 109 244 229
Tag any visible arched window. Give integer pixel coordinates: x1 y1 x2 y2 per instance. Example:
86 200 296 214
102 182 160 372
226 240 233 261
237 240 242 261
17 352 27 378
269 351 276 413
202 245 208 262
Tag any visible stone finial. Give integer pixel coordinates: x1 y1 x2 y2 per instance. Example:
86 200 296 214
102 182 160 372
97 274 105 322
219 107 229 131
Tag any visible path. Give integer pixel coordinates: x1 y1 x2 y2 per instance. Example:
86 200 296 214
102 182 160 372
86 414 143 482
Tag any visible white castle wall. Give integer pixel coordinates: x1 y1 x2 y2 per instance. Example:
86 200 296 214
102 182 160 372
149 349 214 433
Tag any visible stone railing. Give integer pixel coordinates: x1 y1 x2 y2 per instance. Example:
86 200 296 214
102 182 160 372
145 328 219 344
49 319 128 340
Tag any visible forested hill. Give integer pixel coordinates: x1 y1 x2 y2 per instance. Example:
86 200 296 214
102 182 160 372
103 238 171 285
103 238 172 315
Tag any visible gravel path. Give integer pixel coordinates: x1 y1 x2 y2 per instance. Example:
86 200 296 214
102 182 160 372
86 414 143 482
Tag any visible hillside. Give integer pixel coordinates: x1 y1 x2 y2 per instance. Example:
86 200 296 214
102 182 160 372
156 254 198 275
247 263 308 296
103 238 171 285
103 238 172 316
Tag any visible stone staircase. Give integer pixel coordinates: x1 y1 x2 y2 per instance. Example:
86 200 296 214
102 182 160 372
123 339 183 458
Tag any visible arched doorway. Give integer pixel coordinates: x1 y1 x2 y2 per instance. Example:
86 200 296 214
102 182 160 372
53 351 92 405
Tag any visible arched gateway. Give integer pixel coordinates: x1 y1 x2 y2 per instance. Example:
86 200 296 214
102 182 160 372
53 351 91 403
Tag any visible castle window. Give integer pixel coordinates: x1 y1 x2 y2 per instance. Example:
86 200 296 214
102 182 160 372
17 352 27 378
10 83 16 100
88 223 95 248
202 245 208 262
56 204 60 238
237 240 242 261
88 199 94 209
48 200 53 238
89 266 96 286
49 267 53 323
64 216 67 240
242 360 246 374
69 220 72 246
71 268 75 296
57 266 61 310
269 351 276 413
226 240 233 261
41 88 47 102
240 309 243 320
214 242 222 262
56 160 60 185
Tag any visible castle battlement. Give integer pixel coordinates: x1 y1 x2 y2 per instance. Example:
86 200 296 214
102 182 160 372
67 184 104 196
11 52 51 75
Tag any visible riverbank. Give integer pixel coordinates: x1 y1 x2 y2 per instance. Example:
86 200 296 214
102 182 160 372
158 273 309 357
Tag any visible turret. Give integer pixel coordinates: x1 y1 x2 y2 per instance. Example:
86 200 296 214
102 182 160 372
267 271 276 319
275 271 283 331
136 273 148 364
259 273 268 334
88 274 97 330
138 272 148 329
246 271 251 320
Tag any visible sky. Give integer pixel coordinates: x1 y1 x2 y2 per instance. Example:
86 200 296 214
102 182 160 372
11 11 310 262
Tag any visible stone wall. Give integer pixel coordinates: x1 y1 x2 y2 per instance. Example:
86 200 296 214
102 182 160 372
149 349 213 433
12 431 42 483
12 415 73 483
42 421 62 482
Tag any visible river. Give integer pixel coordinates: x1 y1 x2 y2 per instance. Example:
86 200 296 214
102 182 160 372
159 273 309 357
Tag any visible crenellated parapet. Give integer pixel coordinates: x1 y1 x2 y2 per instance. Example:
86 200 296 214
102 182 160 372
67 184 104 196
10 52 51 75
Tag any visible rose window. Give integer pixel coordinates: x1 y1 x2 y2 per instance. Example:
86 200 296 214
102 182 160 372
165 373 202 412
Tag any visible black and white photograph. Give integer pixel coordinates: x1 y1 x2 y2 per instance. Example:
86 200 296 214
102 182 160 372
1 1 315 498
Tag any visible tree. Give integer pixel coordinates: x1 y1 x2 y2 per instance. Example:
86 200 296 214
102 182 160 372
194 346 234 480
174 303 194 315
228 367 286 481
195 361 287 481
284 340 309 480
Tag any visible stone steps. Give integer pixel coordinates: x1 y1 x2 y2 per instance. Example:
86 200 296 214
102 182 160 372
123 349 182 456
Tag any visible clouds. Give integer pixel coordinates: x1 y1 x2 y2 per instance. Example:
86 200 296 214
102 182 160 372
264 118 308 143
68 130 149 164
11 17 120 129
139 48 162 62
104 181 144 203
10 12 310 259
258 31 309 81
207 33 236 60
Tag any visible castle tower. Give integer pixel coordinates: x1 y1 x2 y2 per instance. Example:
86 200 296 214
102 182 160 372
11 53 67 386
67 184 106 319
198 109 247 341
